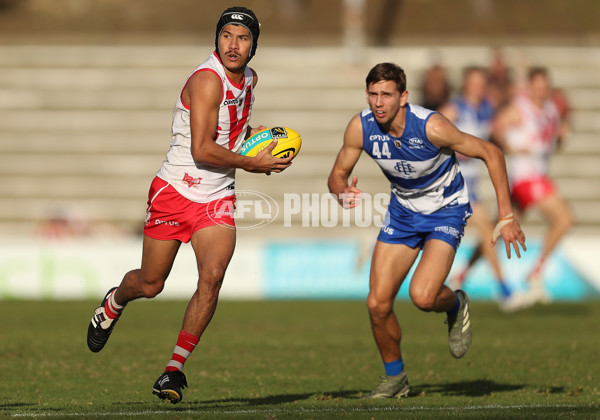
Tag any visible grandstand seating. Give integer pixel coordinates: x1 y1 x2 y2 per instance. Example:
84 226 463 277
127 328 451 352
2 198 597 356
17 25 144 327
0 45 598 237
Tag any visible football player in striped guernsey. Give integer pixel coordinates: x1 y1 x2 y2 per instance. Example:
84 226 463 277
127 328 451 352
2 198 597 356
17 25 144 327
328 62 526 399
86 7 291 404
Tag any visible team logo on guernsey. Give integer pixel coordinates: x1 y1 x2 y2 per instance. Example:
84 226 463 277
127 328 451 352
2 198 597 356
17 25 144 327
393 139 402 149
394 161 416 176
183 173 202 188
270 127 288 139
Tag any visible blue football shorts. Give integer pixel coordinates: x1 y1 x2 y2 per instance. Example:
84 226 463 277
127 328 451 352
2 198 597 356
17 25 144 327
377 195 472 250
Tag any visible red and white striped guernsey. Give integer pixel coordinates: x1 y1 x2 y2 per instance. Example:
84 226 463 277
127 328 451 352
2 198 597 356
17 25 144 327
156 52 255 203
503 94 560 185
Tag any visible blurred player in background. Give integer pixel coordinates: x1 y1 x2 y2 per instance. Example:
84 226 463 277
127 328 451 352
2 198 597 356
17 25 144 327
493 67 572 306
487 49 514 111
420 64 451 111
328 62 525 399
438 66 518 311
550 87 571 142
86 7 292 404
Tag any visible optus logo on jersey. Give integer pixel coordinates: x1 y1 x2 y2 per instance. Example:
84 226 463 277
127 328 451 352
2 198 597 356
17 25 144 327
369 134 390 142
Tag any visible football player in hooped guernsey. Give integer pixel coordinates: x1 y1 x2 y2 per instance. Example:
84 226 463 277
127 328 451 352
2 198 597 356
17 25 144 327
328 63 526 399
86 7 292 404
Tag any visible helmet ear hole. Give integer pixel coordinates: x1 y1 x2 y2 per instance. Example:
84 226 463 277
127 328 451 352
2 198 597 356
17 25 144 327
215 7 260 63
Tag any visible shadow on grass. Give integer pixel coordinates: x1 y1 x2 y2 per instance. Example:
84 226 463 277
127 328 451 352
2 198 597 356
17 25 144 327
0 402 38 409
196 389 362 406
107 380 526 410
134 380 523 408
411 379 526 397
113 390 363 409
1 402 65 415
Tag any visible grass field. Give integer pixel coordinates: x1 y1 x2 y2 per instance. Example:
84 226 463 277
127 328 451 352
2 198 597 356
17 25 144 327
1 299 599 419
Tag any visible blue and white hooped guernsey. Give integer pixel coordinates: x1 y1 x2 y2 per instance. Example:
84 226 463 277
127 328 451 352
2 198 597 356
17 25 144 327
452 97 495 203
453 97 494 141
361 103 469 214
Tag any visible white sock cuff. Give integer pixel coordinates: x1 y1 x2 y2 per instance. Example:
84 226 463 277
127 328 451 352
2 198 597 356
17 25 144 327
108 289 124 311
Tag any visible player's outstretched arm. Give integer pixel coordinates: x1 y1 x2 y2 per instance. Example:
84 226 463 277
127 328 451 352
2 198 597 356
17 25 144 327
491 104 525 154
328 114 364 209
427 113 526 258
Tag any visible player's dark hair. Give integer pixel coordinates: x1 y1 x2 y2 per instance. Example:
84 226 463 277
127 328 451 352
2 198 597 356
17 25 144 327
215 7 260 63
366 63 407 93
462 65 488 80
528 66 548 81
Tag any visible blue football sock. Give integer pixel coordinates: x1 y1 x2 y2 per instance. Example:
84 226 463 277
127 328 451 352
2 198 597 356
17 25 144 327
384 358 404 377
499 282 512 298
447 294 461 316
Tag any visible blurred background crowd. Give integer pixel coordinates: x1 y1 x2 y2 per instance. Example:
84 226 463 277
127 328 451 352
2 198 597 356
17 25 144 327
0 0 598 241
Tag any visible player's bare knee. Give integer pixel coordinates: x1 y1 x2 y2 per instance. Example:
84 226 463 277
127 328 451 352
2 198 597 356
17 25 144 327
122 269 164 298
140 278 165 298
123 269 140 283
199 266 226 291
366 294 393 319
550 213 572 236
409 290 435 312
560 209 574 232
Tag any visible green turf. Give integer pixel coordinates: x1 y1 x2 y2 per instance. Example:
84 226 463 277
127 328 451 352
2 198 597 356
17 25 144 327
1 299 599 419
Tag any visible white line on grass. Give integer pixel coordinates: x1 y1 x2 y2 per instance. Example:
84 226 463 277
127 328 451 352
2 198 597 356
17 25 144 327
11 403 589 417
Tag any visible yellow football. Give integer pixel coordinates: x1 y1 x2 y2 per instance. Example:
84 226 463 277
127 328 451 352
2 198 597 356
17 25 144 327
240 127 302 159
